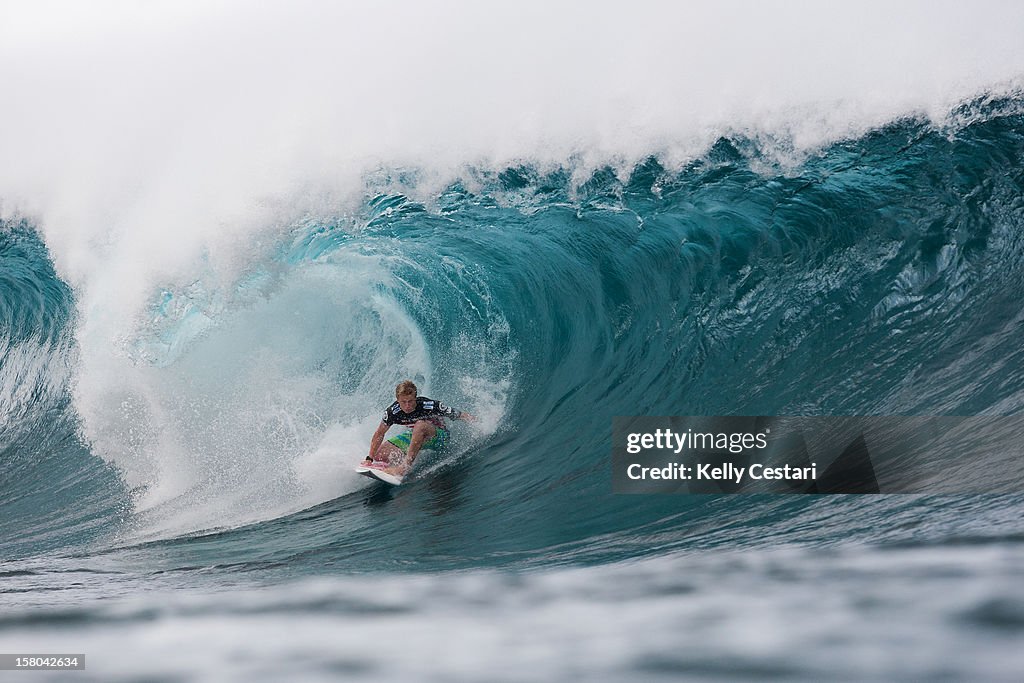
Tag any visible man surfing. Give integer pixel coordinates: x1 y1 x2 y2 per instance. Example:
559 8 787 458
364 380 475 477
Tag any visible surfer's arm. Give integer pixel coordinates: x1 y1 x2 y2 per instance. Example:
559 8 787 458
436 401 475 422
368 421 389 458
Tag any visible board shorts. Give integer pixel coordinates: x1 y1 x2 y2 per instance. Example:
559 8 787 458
387 428 449 452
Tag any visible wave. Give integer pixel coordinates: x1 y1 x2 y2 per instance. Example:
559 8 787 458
0 222 127 558
2 95 1024 564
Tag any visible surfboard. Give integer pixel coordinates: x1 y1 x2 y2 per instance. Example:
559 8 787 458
354 460 405 486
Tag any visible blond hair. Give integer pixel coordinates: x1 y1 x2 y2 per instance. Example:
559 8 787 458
395 380 418 398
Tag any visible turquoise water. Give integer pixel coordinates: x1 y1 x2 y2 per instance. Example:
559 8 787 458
3 96 1024 679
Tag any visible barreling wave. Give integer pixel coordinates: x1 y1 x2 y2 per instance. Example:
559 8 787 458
2 94 1024 567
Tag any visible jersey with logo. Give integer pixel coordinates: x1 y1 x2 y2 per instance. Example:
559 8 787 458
382 396 461 429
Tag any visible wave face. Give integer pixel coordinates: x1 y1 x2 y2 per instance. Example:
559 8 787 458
0 223 127 558
2 97 1024 567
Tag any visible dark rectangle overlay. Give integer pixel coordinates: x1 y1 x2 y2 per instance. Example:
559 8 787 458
0 654 85 670
612 416 1024 494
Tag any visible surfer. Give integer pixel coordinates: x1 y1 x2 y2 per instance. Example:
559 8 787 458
365 380 475 475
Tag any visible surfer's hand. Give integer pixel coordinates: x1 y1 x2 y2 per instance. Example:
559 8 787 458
460 413 477 422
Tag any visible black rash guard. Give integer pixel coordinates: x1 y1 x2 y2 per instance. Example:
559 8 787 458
382 397 462 429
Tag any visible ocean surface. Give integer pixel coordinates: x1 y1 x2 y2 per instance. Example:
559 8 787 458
4 3 1024 680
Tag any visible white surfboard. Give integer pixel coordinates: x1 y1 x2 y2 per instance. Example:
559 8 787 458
355 461 405 486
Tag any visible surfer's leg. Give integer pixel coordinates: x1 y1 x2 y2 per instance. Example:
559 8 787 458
372 439 406 465
405 420 437 467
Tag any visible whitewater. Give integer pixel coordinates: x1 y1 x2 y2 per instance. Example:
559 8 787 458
3 1 1024 680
